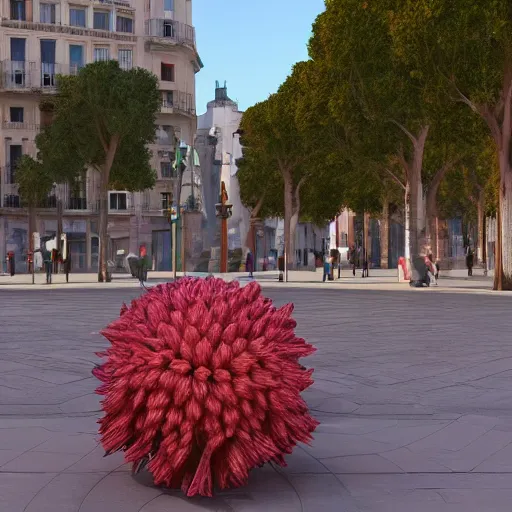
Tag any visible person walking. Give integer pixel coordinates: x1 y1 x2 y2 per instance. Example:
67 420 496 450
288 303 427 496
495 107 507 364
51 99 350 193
7 251 15 276
348 244 357 277
42 247 52 284
322 253 331 282
466 245 474 277
245 250 254 278
361 249 369 278
63 256 71 283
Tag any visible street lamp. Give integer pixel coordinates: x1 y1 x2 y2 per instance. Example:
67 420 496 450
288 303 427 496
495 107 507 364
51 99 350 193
215 181 232 273
163 191 178 279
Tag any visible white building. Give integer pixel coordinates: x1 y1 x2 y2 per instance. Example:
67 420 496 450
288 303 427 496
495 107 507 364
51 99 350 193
195 82 328 271
0 0 201 272
195 81 251 255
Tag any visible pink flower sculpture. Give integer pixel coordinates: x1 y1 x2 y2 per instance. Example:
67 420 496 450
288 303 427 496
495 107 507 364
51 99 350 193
93 278 318 497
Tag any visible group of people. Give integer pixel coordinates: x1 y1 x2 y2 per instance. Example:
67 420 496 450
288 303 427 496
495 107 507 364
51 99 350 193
40 247 71 284
323 244 368 282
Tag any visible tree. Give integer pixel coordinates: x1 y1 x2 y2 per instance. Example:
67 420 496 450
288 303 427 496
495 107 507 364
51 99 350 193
15 155 54 261
309 0 436 270
239 87 311 267
388 0 512 288
36 61 160 281
236 151 283 253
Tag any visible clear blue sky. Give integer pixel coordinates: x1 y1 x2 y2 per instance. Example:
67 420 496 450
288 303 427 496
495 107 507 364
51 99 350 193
193 0 325 114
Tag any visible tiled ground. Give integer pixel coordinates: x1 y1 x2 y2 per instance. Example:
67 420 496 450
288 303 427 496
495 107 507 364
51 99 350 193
1 285 512 511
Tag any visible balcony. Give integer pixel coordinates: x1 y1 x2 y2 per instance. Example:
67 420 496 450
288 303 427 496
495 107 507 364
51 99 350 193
142 190 173 214
2 194 21 208
145 19 196 49
95 0 134 8
2 122 40 131
0 18 136 42
161 91 195 117
0 61 82 91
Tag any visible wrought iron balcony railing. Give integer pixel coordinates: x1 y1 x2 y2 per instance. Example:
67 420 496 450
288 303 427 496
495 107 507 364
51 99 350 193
145 19 196 48
161 91 195 116
0 60 84 90
0 18 136 42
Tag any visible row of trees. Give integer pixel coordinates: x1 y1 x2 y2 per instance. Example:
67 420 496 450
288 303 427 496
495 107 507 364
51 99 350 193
238 0 510 289
16 61 160 281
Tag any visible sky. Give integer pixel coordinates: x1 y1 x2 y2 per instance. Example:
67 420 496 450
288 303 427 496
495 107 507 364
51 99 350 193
193 0 326 115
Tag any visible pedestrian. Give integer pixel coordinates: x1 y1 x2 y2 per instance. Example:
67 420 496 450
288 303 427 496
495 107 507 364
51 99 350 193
362 249 369 278
42 247 52 284
466 245 474 276
245 250 254 278
63 256 71 283
425 255 437 286
7 251 15 276
348 244 357 277
428 253 440 281
322 253 331 282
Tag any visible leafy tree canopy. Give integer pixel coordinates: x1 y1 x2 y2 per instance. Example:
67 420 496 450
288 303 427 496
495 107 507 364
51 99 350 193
36 60 160 190
16 155 54 208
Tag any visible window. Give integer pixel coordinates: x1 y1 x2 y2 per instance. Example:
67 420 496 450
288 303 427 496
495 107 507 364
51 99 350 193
116 16 133 33
161 63 174 82
69 45 84 74
110 193 128 211
10 0 25 20
40 3 56 23
10 38 25 62
161 192 172 210
163 20 175 38
94 47 110 62
164 90 174 106
160 162 173 179
10 107 24 123
10 38 26 85
69 8 86 27
9 145 22 182
40 39 56 87
164 0 174 11
118 49 132 70
93 10 110 30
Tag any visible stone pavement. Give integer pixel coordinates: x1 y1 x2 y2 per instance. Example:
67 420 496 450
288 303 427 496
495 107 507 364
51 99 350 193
0 267 501 295
1 285 512 511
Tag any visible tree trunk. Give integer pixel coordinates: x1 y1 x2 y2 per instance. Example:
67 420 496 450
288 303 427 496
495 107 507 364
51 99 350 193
500 170 512 288
425 162 453 260
409 127 429 261
244 196 264 252
495 193 503 290
380 201 389 269
28 205 36 273
404 183 410 260
290 209 299 268
476 189 485 266
283 169 293 270
97 135 120 282
97 170 110 282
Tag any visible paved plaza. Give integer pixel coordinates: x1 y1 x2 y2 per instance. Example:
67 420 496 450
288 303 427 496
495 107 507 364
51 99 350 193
1 282 512 511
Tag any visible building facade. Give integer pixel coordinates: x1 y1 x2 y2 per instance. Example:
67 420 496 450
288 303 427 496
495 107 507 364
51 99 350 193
0 0 201 272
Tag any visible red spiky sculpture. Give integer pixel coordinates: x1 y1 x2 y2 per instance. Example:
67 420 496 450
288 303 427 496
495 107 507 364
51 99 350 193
93 278 318 497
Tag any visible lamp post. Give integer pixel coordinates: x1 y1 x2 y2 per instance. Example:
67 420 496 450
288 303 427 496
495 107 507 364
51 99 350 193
176 145 188 274
163 191 177 279
215 181 232 274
